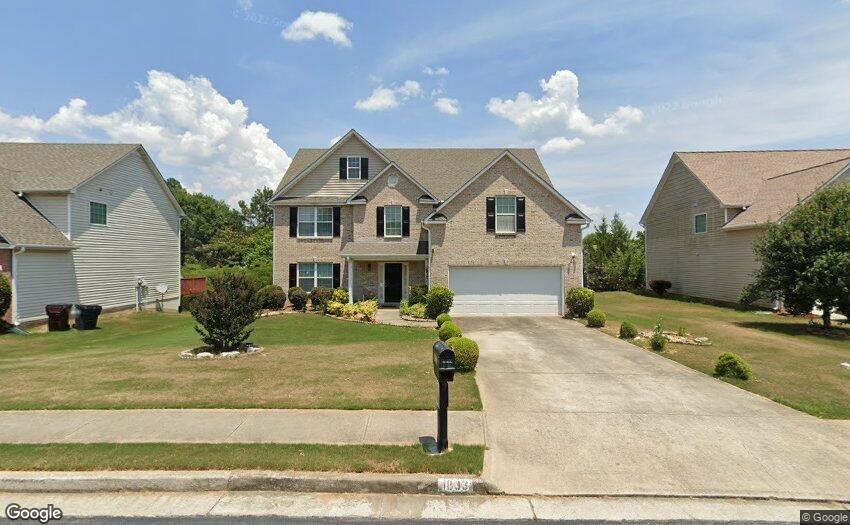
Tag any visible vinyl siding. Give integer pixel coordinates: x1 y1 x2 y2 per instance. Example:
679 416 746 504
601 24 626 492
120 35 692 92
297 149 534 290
645 161 763 303
68 151 181 313
13 249 78 322
25 194 69 235
287 136 387 197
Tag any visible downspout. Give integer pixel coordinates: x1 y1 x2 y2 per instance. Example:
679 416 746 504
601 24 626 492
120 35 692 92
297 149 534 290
422 223 432 289
579 221 591 288
10 247 23 325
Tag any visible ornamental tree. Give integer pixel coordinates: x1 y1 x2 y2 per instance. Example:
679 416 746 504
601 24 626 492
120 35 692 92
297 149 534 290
741 184 850 329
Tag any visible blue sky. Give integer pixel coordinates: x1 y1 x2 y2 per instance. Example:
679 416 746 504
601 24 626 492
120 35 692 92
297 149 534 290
2 0 850 229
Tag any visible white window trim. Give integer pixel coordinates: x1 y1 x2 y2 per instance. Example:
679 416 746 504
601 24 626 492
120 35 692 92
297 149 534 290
297 262 334 290
346 156 362 180
89 201 108 226
384 205 403 238
297 206 333 238
694 213 708 234
495 195 517 234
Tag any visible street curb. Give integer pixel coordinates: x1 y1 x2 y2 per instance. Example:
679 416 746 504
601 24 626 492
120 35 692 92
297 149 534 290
0 470 492 495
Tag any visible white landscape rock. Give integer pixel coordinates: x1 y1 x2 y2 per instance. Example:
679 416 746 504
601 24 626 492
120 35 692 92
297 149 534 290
220 351 240 359
195 352 214 359
841 362 850 370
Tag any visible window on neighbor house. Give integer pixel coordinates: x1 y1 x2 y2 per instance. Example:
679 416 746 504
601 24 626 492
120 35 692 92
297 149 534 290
694 213 707 234
90 202 107 225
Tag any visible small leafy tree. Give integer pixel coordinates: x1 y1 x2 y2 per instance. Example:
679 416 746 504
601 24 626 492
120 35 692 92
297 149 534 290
189 270 262 352
0 274 11 318
741 185 850 329
425 286 454 319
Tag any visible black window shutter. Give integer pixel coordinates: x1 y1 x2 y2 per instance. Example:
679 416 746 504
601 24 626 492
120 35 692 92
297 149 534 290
339 157 347 179
332 263 341 288
376 206 384 237
362 157 369 180
289 207 298 237
486 197 495 232
332 207 341 237
288 264 297 288
402 206 410 237
516 197 526 232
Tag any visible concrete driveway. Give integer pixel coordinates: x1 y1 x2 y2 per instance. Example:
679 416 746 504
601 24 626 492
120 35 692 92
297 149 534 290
460 316 850 500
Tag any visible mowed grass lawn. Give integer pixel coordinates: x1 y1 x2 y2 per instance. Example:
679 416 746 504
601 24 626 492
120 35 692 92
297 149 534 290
591 292 850 419
0 311 481 411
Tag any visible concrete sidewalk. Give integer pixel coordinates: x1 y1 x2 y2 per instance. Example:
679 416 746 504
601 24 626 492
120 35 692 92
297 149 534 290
0 409 485 445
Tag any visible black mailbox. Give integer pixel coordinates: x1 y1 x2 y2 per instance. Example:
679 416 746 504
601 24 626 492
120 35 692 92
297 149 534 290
432 341 456 382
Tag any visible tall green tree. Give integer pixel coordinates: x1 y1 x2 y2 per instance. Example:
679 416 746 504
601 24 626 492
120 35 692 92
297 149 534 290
167 178 243 263
742 184 850 328
583 214 645 291
238 186 274 230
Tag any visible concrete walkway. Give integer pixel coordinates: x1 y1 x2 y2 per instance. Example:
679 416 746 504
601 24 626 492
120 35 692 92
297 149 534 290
375 307 435 328
0 409 484 445
461 316 850 501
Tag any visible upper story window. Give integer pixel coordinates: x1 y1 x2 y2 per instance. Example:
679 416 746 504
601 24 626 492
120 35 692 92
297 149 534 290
298 206 333 238
694 213 707 234
495 196 517 234
90 202 107 225
384 205 403 237
346 156 361 179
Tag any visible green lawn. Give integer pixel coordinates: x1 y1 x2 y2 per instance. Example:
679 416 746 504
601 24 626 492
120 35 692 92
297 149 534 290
0 443 484 474
0 311 481 411
589 292 850 419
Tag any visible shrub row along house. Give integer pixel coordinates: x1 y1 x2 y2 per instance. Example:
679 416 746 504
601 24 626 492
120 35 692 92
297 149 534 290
642 149 850 304
0 143 183 325
270 130 590 315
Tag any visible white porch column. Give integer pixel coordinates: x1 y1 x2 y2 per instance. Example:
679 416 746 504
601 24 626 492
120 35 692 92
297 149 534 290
347 258 354 304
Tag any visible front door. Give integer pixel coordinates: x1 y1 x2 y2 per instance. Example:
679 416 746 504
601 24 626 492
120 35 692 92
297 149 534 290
384 263 403 303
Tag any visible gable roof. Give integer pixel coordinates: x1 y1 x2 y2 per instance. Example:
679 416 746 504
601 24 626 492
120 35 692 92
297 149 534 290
642 149 850 229
0 189 74 248
346 162 438 204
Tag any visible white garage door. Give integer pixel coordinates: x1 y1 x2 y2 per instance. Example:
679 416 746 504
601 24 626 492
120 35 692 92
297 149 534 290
449 266 562 315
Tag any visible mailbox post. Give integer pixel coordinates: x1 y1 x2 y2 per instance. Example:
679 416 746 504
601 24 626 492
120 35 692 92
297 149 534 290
432 341 456 453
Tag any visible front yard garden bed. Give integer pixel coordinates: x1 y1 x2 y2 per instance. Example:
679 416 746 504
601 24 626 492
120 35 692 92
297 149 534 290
0 311 481 411
0 443 484 474
589 291 850 419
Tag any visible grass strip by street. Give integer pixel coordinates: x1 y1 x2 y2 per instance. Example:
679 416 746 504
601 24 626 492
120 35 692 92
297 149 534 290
0 443 484 474
589 291 850 419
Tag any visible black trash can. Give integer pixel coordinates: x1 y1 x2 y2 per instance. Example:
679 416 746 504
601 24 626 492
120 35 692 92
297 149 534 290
74 304 103 330
45 304 72 332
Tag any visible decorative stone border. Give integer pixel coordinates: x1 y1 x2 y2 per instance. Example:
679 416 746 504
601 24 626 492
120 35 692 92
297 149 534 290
180 343 264 360
400 315 434 324
325 313 377 324
636 330 711 346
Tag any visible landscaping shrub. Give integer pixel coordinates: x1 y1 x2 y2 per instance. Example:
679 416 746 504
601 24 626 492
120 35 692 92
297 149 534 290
341 303 358 319
181 294 200 313
331 287 349 304
436 313 452 328
438 321 462 341
288 287 308 311
400 299 426 319
714 352 752 380
650 318 666 351
326 301 344 317
309 287 332 313
619 320 638 339
256 285 286 310
649 279 672 296
425 286 454 319
189 270 262 352
566 287 594 318
586 309 606 327
447 337 479 372
356 300 378 322
0 274 12 317
408 285 428 305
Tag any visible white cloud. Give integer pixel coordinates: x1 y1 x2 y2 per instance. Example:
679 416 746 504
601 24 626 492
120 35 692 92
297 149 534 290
574 201 641 233
236 0 252 12
487 69 643 141
281 11 353 47
329 135 342 146
434 97 460 116
540 136 585 154
423 66 449 76
0 70 290 205
354 80 422 112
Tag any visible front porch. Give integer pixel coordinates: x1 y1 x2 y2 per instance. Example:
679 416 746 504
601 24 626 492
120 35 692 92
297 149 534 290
341 241 428 305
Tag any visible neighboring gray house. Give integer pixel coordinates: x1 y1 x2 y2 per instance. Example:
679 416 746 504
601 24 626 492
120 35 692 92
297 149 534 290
270 129 589 315
641 149 850 304
0 143 184 325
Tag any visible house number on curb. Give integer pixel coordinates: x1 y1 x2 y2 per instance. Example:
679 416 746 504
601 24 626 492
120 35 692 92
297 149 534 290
438 478 474 493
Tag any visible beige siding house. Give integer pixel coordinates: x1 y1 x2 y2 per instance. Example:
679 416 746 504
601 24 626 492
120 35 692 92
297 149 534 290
0 143 184 325
641 149 850 304
271 130 589 315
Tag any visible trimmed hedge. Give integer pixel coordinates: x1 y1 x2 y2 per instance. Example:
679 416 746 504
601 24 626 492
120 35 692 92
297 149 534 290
566 287 594 318
438 321 462 341
331 287 349 304
288 287 308 311
649 279 672 296
257 285 287 310
714 352 752 380
309 287 332 312
650 332 667 351
586 309 606 327
425 286 454 319
0 273 11 318
447 337 479 372
436 313 452 328
408 285 428 305
619 321 638 339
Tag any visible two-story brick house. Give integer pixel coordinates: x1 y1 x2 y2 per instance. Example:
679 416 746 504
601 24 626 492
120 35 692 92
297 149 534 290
270 130 589 315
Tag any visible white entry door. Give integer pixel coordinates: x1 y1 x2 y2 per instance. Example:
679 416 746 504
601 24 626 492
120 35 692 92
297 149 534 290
448 266 562 315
